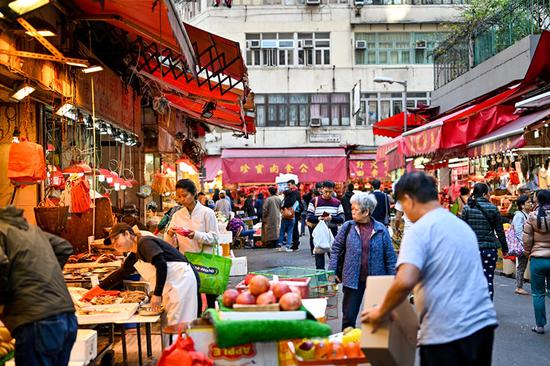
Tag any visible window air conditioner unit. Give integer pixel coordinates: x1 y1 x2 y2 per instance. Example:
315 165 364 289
355 0 364 5
309 118 322 127
306 0 320 5
415 40 427 49
301 39 314 48
247 40 261 49
355 40 367 49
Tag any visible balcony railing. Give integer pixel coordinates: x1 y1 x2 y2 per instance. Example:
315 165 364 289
214 0 466 6
434 0 549 89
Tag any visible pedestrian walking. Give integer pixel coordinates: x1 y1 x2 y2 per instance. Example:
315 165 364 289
291 182 303 250
329 193 396 330
523 189 550 335
370 179 391 226
278 184 299 252
341 183 355 222
215 191 232 219
362 172 497 366
0 206 78 365
462 183 508 300
450 186 470 216
511 194 533 295
262 187 281 248
306 180 345 269
254 193 264 222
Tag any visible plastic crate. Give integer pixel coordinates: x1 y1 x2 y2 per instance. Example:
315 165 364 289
252 267 335 289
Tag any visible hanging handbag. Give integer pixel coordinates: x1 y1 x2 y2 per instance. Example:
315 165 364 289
506 212 527 256
185 243 232 295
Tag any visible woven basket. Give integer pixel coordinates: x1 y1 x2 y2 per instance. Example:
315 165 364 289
34 205 69 234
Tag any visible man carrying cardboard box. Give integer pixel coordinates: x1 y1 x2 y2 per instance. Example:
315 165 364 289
362 172 498 366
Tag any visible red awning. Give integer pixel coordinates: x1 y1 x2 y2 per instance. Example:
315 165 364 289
373 112 425 138
521 30 550 87
73 0 254 134
221 148 347 184
468 107 550 157
204 156 222 181
376 137 402 161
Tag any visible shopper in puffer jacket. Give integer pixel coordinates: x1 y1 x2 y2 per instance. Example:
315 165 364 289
523 189 550 335
462 183 508 301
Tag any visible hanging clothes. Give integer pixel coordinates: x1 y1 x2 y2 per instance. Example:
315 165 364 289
71 177 92 213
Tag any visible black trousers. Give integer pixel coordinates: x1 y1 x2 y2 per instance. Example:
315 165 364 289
420 325 495 366
291 213 300 249
341 282 366 330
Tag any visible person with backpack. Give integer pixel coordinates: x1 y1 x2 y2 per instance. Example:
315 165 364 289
523 189 550 335
462 183 509 300
329 192 396 330
370 179 392 226
511 194 533 295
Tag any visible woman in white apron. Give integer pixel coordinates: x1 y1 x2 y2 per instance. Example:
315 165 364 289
83 223 201 332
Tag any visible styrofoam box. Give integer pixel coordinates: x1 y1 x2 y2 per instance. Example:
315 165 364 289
70 329 98 365
230 256 247 276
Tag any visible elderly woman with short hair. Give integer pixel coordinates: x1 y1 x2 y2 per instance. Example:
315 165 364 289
329 192 397 330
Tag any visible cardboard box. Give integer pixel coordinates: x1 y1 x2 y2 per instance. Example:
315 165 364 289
360 275 418 366
188 324 279 365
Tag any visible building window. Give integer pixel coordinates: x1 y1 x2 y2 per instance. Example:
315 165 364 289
356 92 430 126
354 32 448 65
255 93 350 127
246 32 330 67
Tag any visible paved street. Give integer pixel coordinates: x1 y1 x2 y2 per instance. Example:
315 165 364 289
233 234 550 366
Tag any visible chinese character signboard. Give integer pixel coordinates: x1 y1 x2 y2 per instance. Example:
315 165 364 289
348 155 388 180
403 126 441 156
222 156 347 184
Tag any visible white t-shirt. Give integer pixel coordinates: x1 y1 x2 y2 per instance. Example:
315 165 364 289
394 201 413 233
397 208 497 345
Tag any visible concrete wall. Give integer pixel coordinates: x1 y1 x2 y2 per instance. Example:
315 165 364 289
188 4 462 149
431 34 541 113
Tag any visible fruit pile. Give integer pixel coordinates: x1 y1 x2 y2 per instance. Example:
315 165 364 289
293 327 364 361
0 327 15 358
222 275 303 311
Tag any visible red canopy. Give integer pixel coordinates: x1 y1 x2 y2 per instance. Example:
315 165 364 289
221 148 347 184
373 112 425 138
348 154 388 180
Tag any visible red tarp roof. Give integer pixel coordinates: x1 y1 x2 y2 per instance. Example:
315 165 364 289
73 0 254 134
373 112 425 138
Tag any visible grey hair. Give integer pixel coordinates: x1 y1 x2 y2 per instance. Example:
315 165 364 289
350 192 377 214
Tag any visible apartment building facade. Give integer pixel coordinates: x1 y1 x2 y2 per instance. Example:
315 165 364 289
176 0 467 154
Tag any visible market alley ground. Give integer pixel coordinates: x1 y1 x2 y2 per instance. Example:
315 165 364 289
232 234 550 366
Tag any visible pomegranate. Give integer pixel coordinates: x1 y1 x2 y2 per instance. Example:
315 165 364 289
244 274 256 285
256 291 277 305
289 286 302 297
236 291 256 305
248 275 270 296
279 292 302 311
222 289 239 308
272 282 291 300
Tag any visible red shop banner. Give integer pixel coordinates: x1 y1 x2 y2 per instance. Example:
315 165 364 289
222 156 347 184
349 160 388 180
403 127 441 156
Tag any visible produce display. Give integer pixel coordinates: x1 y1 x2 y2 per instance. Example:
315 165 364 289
0 326 14 359
291 328 365 363
221 275 302 311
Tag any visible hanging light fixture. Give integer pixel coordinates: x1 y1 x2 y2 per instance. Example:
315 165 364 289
82 65 103 74
11 85 35 101
8 0 50 15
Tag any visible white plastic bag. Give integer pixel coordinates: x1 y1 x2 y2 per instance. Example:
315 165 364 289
312 220 334 254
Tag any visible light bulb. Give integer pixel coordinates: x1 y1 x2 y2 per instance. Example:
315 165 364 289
114 182 120 191
106 176 113 184
98 174 105 182
121 184 126 190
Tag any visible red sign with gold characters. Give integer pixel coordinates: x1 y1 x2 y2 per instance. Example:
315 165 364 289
208 343 257 360
348 159 388 180
222 156 347 184
403 126 441 156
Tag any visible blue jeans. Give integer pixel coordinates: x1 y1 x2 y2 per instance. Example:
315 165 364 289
240 229 255 241
12 312 78 366
530 257 550 327
278 218 295 248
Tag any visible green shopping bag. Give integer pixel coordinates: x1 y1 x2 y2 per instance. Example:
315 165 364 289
186 244 232 295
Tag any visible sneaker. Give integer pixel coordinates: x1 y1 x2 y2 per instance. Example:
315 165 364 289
284 247 293 252
291 248 300 252
277 246 286 252
515 288 529 295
